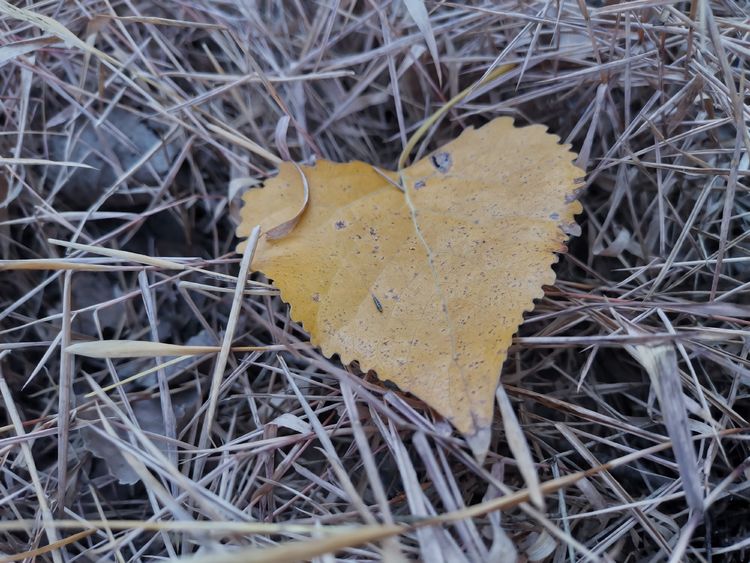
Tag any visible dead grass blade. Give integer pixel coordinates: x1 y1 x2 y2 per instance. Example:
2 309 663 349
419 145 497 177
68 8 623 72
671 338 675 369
2 1 748 559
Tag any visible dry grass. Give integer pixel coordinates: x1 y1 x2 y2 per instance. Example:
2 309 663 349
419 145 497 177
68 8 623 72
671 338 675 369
1 0 749 561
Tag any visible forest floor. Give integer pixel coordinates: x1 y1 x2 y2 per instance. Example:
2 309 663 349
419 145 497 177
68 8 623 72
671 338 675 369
1 1 749 561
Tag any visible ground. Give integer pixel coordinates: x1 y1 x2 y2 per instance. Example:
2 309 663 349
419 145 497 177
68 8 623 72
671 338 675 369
0 1 749 561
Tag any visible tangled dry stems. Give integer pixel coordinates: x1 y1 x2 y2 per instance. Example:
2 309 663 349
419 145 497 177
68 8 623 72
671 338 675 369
0 1 749 561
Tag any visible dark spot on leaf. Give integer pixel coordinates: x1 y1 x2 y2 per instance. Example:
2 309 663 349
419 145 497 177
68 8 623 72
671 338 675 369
335 220 347 230
311 293 320 302
430 152 452 173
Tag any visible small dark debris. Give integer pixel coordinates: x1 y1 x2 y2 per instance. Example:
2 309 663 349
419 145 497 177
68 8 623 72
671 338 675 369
430 152 452 173
334 220 347 230
372 293 383 313
415 180 426 189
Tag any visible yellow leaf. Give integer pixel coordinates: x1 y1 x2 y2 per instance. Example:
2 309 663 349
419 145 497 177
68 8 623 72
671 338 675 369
236 117 582 459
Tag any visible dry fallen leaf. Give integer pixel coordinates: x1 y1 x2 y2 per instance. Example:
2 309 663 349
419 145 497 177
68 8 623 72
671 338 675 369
237 117 582 458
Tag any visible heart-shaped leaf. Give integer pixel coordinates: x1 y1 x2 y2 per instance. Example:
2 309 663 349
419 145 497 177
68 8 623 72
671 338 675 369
237 117 582 458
